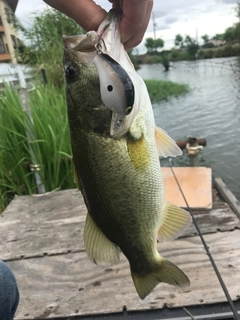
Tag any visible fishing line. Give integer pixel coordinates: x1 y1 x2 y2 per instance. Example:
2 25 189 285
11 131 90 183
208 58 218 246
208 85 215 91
168 158 240 320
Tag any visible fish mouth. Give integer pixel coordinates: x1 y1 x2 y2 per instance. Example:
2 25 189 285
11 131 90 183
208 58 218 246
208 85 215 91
63 9 121 53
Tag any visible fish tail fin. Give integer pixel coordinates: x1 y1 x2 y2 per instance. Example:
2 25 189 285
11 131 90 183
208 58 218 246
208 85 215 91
131 259 190 300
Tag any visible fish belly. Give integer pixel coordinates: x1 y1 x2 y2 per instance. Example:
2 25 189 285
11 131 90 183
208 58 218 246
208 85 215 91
72 128 163 263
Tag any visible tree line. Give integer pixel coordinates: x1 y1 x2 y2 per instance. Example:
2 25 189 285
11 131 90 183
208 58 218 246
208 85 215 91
144 1 240 59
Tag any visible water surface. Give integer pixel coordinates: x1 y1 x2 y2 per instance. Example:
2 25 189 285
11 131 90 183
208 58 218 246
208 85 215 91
138 57 240 200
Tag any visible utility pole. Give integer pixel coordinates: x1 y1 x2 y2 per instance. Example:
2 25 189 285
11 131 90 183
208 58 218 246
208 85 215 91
196 27 198 43
152 11 156 40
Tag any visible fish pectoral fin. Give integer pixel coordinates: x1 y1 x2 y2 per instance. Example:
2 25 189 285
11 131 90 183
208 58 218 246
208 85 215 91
131 259 190 300
72 160 82 191
84 212 120 265
155 126 182 158
158 203 192 241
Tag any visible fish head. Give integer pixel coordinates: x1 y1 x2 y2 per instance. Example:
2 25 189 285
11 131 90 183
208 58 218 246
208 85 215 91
63 32 112 135
63 9 145 139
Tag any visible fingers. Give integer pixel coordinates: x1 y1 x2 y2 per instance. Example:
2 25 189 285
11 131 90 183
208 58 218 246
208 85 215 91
43 0 107 31
119 0 154 50
43 0 153 50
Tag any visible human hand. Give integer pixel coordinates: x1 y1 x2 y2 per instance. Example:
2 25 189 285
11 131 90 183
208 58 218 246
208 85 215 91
43 0 153 50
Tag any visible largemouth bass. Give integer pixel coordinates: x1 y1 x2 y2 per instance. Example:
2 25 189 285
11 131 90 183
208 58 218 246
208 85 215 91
63 10 192 300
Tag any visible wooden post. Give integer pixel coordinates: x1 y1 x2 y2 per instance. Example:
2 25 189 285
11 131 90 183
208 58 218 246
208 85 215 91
215 178 240 219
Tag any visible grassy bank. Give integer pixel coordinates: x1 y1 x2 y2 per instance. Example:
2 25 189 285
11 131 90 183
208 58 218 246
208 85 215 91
136 43 240 64
198 43 240 59
145 79 189 103
0 79 189 212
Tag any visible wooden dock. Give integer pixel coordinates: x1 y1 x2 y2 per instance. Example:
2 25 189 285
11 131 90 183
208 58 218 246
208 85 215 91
0 167 240 320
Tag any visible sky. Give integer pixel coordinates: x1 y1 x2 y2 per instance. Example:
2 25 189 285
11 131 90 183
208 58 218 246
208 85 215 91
15 0 239 52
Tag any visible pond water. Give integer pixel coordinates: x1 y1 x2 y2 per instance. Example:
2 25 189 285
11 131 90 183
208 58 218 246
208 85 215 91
137 57 240 200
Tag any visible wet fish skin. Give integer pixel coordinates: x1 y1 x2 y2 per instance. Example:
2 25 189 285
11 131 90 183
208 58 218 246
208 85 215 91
63 10 191 300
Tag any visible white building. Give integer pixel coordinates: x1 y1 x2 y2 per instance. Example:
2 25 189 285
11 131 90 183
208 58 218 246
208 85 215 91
0 0 19 63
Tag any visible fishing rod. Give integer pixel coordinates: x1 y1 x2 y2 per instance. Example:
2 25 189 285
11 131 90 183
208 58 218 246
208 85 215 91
168 158 240 320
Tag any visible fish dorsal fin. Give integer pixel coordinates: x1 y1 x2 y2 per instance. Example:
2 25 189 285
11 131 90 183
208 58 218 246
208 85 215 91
72 160 82 191
155 126 182 158
158 203 192 241
84 212 120 265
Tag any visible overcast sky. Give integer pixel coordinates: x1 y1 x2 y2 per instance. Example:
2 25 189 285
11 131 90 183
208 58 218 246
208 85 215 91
15 0 239 52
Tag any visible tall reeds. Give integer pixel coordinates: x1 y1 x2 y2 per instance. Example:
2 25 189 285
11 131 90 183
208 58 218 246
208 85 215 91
0 84 74 211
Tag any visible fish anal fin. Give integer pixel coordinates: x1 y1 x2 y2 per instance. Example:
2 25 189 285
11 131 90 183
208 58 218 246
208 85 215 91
155 126 182 158
158 203 192 241
84 212 120 265
131 259 190 300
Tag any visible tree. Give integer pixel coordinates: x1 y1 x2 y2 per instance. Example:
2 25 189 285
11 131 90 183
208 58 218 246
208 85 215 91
201 34 209 44
235 1 240 21
235 22 240 41
145 37 154 52
184 35 199 59
223 27 236 42
212 33 224 40
187 42 199 58
15 9 84 87
174 34 183 47
184 35 194 46
153 38 164 50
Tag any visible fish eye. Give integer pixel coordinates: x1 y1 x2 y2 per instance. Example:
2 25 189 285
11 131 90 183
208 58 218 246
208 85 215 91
65 65 78 81
107 85 113 92
125 106 133 115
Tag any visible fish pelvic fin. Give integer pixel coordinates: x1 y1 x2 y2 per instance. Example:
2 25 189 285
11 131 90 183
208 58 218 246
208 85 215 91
158 203 192 241
131 259 190 300
155 126 182 158
84 212 120 265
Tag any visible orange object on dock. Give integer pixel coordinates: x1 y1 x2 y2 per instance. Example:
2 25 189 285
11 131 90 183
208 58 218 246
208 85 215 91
162 167 212 209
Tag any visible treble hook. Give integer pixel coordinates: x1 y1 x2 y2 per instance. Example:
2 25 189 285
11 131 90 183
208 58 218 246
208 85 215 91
95 39 103 55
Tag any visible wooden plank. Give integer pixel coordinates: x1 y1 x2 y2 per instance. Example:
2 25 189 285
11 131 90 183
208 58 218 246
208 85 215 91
1 189 239 261
8 229 240 319
0 190 87 261
162 167 212 209
215 178 240 219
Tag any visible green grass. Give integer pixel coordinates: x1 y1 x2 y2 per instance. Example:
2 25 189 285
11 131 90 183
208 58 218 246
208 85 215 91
144 79 190 103
0 84 74 212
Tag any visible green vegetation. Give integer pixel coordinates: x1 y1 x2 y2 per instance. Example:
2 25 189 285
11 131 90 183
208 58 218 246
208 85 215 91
145 37 164 52
0 84 74 212
15 9 84 88
144 80 189 103
198 43 240 59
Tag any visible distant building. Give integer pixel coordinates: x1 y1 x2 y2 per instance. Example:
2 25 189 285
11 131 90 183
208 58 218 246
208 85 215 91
0 0 19 63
